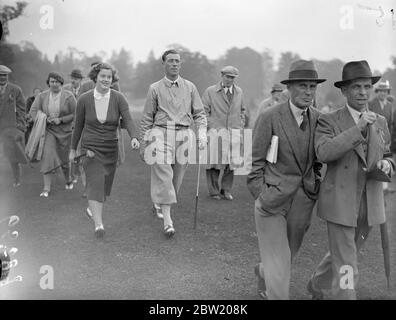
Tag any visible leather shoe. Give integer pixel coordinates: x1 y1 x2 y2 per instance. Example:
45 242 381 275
65 182 74 190
164 224 175 238
95 225 105 238
210 195 221 200
307 278 324 300
40 190 50 198
152 204 164 219
221 190 233 200
254 264 268 299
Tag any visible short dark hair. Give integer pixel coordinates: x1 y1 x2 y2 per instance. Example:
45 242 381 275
46 72 64 86
161 49 179 62
88 62 119 84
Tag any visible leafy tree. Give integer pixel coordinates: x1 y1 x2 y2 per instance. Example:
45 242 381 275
109 48 134 94
0 1 28 41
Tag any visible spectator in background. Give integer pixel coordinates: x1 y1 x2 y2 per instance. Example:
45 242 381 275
25 87 42 142
0 65 27 187
202 66 245 201
30 72 76 197
63 69 87 190
63 69 84 98
258 84 284 113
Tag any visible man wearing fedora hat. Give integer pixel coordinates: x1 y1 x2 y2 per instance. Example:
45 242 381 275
0 65 27 187
202 66 246 200
247 60 325 299
308 60 394 299
258 83 284 113
64 69 84 99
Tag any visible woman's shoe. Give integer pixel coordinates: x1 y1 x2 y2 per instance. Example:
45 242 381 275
39 190 50 197
65 182 74 190
85 208 93 219
152 204 164 219
164 224 175 238
95 225 105 238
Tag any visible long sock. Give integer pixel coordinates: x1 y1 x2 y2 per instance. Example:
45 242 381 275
161 204 172 227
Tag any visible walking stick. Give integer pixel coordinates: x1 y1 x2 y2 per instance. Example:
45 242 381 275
42 152 87 175
193 163 201 230
380 222 391 288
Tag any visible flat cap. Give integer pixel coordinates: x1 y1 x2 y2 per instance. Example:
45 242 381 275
271 83 284 93
0 65 12 74
221 66 239 77
375 80 391 91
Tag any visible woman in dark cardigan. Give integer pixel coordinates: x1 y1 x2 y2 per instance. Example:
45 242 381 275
69 63 139 238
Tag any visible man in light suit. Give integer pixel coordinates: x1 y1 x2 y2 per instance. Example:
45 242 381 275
202 66 246 200
247 60 326 299
308 61 395 300
0 65 27 187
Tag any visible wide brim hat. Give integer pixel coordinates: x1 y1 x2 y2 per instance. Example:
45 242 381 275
221 65 239 77
280 60 326 84
334 60 381 88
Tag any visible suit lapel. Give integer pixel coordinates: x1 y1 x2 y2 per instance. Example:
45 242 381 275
279 102 304 172
337 106 367 166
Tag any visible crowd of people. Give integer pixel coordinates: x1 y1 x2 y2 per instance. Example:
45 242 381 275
0 49 395 300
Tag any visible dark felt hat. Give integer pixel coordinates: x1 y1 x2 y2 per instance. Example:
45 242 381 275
70 69 83 79
280 60 326 84
334 60 381 88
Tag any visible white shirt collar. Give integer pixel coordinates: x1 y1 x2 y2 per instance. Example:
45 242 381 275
94 88 110 100
165 76 180 86
222 83 233 94
346 103 362 124
289 99 308 120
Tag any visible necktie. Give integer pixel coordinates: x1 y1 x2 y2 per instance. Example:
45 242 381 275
359 114 368 138
300 110 308 131
226 88 232 103
171 81 177 87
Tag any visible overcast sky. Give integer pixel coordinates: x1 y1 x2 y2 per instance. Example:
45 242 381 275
4 0 396 72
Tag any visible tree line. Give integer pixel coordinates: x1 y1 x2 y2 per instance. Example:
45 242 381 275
1 2 396 122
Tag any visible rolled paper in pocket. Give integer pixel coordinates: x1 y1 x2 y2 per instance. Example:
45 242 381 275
266 135 278 163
